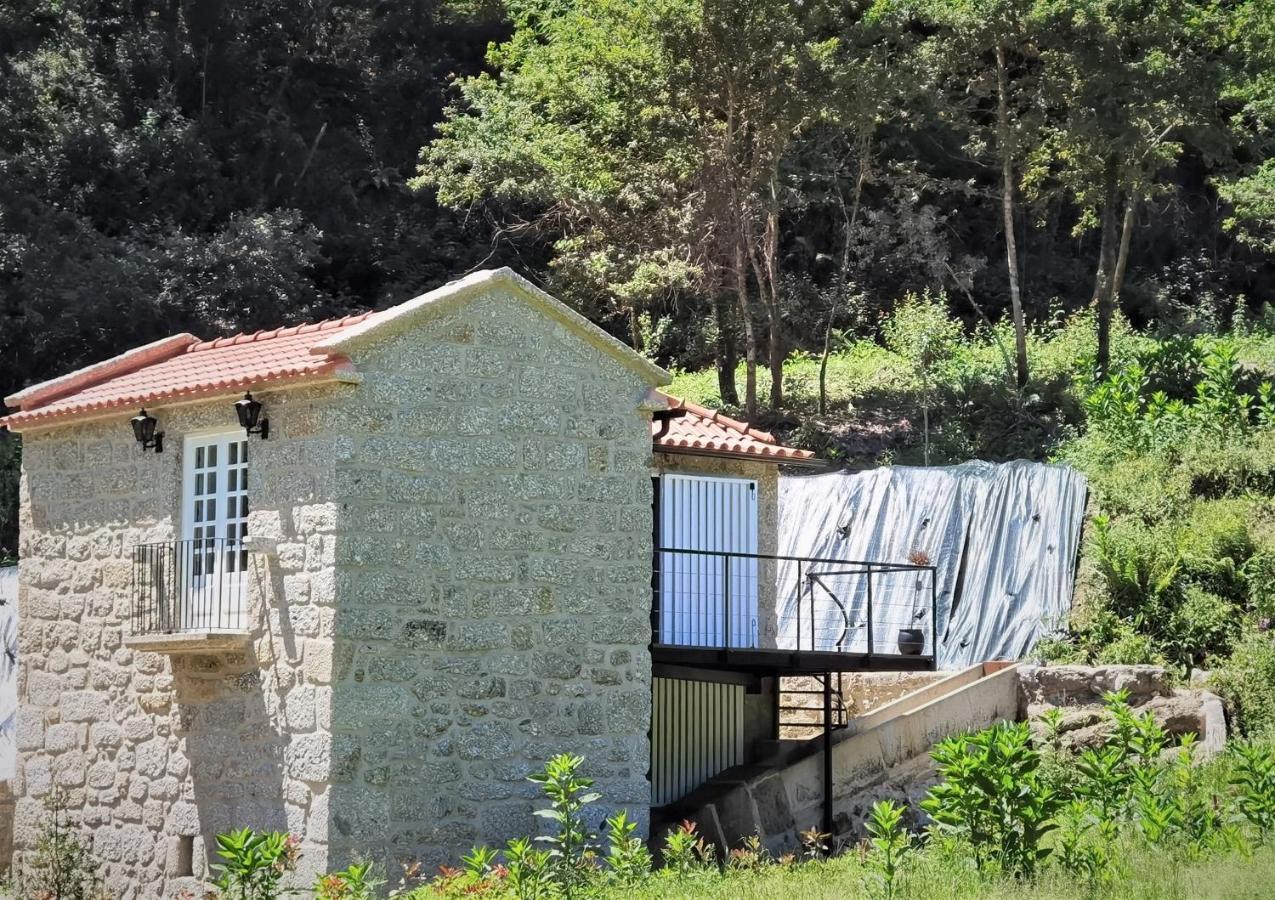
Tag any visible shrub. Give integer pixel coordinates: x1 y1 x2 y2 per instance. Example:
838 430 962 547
14 789 105 900
921 721 1062 876
1213 625 1275 734
864 799 909 900
211 829 299 900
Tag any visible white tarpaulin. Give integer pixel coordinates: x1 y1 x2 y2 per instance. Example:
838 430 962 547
0 566 15 780
777 461 1087 669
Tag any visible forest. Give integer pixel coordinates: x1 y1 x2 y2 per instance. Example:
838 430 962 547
1 0 1274 559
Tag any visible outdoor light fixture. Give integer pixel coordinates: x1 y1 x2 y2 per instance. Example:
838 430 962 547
234 392 269 440
130 409 163 453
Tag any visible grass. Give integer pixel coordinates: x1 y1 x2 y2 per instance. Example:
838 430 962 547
591 841 1275 900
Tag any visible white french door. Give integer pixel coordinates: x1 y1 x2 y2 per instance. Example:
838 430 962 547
181 432 249 630
657 473 759 648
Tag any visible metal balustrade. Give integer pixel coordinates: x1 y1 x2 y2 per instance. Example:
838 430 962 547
652 547 937 663
131 539 248 634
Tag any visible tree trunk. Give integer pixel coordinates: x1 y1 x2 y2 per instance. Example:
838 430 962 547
764 206 784 410
712 293 739 406
733 240 758 419
1094 159 1121 377
628 306 644 354
995 43 1029 389
819 133 871 416
1112 191 1138 302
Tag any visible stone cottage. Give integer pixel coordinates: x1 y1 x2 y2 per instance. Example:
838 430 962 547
4 268 940 897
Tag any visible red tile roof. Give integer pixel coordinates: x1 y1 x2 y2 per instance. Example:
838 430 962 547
2 313 375 429
652 394 817 463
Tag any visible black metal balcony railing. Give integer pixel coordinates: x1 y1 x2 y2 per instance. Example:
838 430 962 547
653 548 938 661
131 539 248 634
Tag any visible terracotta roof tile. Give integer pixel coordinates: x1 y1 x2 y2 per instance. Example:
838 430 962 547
2 312 375 429
652 393 817 463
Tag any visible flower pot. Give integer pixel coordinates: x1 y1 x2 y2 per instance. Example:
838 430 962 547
897 627 926 656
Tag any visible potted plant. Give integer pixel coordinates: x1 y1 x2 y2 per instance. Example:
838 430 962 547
898 549 931 656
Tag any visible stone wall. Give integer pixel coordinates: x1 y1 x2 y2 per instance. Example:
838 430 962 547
14 384 350 897
13 283 663 894
323 288 658 873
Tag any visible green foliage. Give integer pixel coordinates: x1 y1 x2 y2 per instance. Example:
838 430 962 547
314 860 385 900
864 799 910 899
504 836 556 900
211 828 299 900
604 811 652 883
12 789 105 900
528 752 602 894
1214 626 1275 735
922 721 1063 875
1231 740 1275 842
662 820 717 874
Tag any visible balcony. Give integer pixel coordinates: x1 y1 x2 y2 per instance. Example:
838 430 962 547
127 538 251 652
652 547 938 675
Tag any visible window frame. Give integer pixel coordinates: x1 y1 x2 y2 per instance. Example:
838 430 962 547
180 428 251 589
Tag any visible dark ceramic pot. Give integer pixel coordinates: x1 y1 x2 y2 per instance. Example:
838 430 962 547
897 627 926 656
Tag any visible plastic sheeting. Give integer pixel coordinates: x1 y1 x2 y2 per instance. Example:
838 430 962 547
776 461 1087 669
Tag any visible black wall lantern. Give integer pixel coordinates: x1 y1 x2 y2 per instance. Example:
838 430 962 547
234 392 269 440
130 409 163 453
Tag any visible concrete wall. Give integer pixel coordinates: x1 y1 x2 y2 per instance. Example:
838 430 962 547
670 663 1021 855
13 284 660 894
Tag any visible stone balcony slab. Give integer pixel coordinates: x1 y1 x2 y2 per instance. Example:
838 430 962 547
123 631 251 653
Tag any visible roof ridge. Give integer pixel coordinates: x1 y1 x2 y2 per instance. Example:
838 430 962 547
189 310 376 353
659 392 779 444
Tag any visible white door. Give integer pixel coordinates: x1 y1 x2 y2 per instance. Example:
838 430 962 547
181 432 249 630
658 474 758 648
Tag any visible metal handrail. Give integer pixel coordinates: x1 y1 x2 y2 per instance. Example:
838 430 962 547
131 538 248 634
653 546 938 661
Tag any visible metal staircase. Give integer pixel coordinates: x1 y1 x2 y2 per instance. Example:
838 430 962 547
778 672 849 738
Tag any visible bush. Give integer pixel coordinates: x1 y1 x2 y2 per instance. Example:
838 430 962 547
921 721 1062 876
12 789 105 900
1213 625 1275 735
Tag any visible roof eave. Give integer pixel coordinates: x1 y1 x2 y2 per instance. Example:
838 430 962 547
654 445 826 468
1 364 362 434
5 333 199 410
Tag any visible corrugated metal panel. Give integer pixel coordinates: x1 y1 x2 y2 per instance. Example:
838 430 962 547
658 474 758 648
651 677 744 806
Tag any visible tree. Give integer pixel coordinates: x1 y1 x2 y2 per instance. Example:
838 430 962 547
892 0 1041 389
419 0 838 418
1028 0 1235 373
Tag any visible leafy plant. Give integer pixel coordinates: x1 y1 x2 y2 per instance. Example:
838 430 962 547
1231 740 1275 842
603 811 651 882
662 820 715 874
314 861 384 900
15 789 105 900
504 837 555 900
864 800 909 900
725 834 770 872
211 829 299 900
921 721 1062 876
1053 799 1115 884
528 753 601 895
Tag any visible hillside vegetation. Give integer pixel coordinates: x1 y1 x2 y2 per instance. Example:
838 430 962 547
672 302 1275 734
